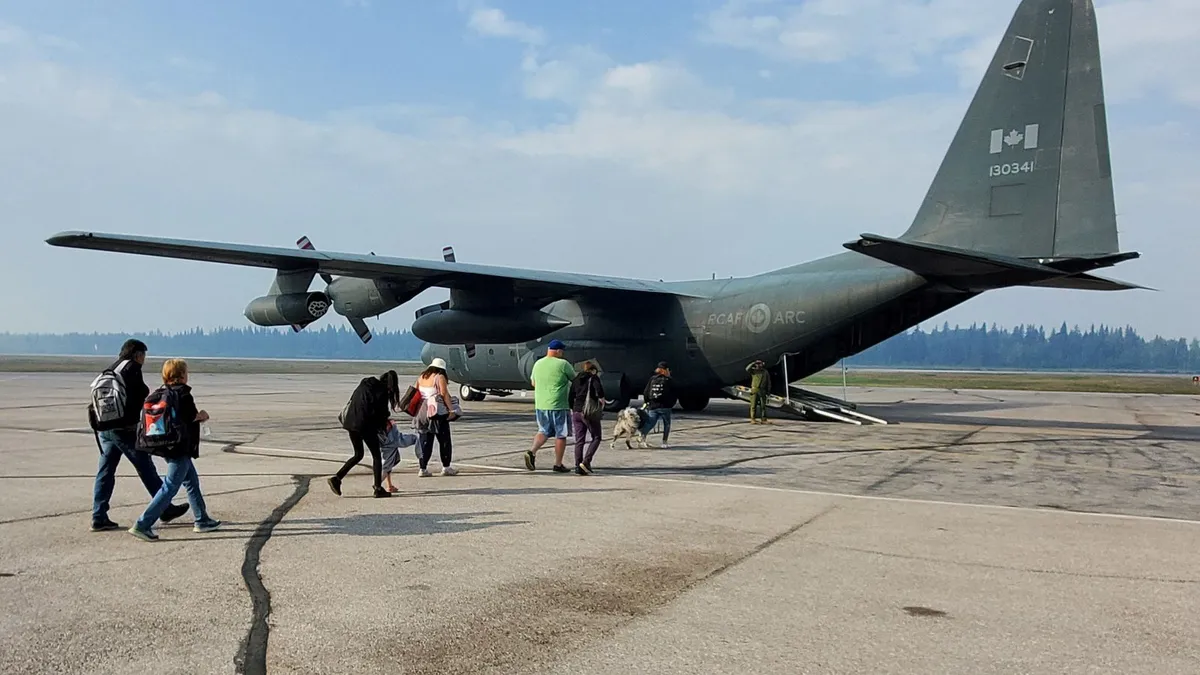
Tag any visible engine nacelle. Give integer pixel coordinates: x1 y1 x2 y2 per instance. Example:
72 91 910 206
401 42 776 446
244 292 331 327
411 307 570 344
326 277 420 319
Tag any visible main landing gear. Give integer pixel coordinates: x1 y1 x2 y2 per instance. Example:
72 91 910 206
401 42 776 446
676 393 711 412
459 384 487 402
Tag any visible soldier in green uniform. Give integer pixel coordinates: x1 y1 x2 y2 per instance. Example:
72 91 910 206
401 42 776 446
746 359 770 424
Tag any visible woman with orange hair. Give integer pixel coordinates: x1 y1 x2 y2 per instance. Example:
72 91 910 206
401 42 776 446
128 358 221 541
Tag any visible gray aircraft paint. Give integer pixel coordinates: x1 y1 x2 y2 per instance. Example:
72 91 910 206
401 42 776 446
46 0 1139 412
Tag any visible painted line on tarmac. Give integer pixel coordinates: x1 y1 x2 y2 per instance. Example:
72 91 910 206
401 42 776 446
231 445 1200 527
232 444 529 473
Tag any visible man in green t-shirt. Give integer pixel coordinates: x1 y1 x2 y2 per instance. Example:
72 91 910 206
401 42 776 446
524 339 577 473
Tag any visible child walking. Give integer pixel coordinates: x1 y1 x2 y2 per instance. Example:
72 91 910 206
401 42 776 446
128 358 221 541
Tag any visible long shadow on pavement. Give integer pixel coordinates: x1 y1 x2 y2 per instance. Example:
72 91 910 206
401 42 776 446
285 511 528 536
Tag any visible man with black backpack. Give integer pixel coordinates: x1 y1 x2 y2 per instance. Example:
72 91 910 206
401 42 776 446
640 362 677 448
88 339 188 532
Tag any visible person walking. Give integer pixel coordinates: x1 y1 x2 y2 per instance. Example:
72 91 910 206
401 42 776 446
746 359 771 424
568 361 606 474
329 370 401 498
88 339 188 532
640 362 677 448
414 358 458 477
524 339 576 473
127 358 221 541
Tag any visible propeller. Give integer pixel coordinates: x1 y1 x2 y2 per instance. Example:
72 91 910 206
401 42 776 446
296 236 373 344
442 246 476 359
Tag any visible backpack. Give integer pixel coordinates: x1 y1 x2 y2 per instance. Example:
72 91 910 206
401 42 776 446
137 386 184 451
89 360 130 431
647 375 667 403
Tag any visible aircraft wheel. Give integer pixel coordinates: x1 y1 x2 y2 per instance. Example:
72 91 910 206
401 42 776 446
677 394 710 412
460 384 486 402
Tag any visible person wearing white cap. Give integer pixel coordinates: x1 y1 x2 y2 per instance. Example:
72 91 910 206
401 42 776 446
414 357 458 477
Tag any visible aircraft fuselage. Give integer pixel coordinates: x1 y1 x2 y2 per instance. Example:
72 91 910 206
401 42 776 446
420 251 974 409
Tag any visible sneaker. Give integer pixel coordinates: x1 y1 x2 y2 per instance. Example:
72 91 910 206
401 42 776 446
373 487 391 498
440 466 458 476
128 525 158 542
161 503 190 523
523 451 536 471
581 462 593 474
417 468 432 478
90 519 121 532
193 518 221 533
552 464 570 473
573 466 588 476
327 476 342 496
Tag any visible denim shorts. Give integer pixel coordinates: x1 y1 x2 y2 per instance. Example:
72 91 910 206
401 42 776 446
535 409 570 439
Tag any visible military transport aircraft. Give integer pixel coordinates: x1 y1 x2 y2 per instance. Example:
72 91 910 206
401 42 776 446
47 0 1142 414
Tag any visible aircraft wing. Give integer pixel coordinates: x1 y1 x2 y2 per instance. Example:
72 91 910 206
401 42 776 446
46 231 700 301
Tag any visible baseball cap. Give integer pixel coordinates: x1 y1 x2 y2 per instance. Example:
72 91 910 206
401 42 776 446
547 339 565 350
657 361 669 369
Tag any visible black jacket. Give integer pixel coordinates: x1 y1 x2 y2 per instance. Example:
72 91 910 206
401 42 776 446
568 372 605 413
643 373 677 410
341 377 392 433
146 383 201 459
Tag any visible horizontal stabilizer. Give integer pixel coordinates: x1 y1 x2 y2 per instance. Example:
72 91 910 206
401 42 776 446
1027 273 1154 292
845 233 1142 292
1035 252 1140 274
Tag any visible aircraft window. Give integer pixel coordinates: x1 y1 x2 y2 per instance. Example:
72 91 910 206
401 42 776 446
1002 36 1034 80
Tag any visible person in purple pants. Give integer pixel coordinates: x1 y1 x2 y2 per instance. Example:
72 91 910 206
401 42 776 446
567 361 606 475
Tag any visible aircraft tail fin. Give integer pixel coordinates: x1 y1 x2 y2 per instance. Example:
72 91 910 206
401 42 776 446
899 0 1129 262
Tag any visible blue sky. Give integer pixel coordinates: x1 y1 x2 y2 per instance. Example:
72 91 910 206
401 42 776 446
3 0 1198 339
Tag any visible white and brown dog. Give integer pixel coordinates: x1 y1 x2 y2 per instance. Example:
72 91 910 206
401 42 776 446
610 406 651 449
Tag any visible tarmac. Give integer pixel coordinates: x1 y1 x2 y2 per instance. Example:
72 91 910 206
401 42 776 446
1 371 1199 674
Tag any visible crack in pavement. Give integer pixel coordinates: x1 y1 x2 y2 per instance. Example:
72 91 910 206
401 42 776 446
235 473 311 675
686 504 838 588
821 543 1200 585
0 483 295 526
863 427 987 492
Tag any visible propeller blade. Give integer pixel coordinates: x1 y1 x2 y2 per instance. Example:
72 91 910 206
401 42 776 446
296 236 334 284
348 316 372 344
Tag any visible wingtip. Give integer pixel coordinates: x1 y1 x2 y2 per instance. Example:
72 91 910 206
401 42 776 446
45 231 91 246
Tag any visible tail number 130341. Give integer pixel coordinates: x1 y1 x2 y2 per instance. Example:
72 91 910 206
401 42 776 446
989 161 1034 177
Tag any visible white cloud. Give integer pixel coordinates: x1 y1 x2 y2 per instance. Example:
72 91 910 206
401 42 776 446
467 6 544 45
1 7 1198 341
519 45 612 103
699 0 1200 108
699 0 1010 76
0 20 80 54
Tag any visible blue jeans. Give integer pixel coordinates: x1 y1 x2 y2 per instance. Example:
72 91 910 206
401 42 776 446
135 456 210 531
93 429 165 525
641 408 672 443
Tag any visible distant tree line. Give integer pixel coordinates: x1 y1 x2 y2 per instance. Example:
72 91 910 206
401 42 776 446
2 322 1198 373
0 325 425 361
851 322 1200 373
